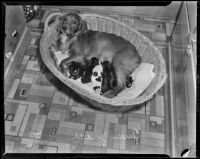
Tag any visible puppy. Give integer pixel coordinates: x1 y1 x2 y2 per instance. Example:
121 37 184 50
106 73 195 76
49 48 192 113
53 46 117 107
81 57 99 84
56 12 87 52
101 61 133 95
68 61 86 80
59 13 141 98
101 61 117 95
91 60 103 94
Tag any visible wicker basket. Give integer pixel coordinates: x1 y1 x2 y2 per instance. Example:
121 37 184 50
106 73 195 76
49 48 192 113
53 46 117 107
40 12 167 113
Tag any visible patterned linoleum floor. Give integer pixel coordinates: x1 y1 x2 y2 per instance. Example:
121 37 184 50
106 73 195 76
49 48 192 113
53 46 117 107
4 8 171 154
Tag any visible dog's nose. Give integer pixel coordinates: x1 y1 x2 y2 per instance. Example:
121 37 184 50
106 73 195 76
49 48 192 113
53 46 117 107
95 76 102 82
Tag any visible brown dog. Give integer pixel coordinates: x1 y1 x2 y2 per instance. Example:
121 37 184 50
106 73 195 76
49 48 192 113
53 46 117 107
59 13 141 98
56 12 87 51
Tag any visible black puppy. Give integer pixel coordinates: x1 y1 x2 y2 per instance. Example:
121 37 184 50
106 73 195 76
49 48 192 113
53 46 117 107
101 61 133 95
81 57 99 83
101 61 116 95
68 61 86 80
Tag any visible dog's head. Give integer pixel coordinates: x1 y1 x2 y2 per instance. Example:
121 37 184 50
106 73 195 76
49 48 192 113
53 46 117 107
91 60 103 94
68 61 85 80
59 12 87 38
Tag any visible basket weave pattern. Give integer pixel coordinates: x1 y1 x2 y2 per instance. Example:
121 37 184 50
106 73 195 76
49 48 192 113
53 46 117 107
40 12 167 112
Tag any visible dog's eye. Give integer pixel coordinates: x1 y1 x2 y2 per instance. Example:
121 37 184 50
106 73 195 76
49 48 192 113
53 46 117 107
93 72 98 76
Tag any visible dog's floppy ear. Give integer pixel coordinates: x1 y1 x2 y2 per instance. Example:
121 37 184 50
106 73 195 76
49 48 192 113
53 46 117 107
57 15 64 34
77 19 88 35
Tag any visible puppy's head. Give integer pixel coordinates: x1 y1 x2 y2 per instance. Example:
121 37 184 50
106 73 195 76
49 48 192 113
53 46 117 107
68 61 85 80
59 12 87 37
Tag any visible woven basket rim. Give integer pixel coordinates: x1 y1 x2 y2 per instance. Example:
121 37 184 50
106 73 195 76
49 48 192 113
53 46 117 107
40 12 167 106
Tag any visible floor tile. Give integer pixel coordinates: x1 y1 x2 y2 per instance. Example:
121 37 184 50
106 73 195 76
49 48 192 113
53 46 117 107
85 124 94 131
21 73 38 84
120 124 127 150
55 134 74 144
21 55 30 65
59 121 86 130
48 111 62 121
155 95 165 117
83 145 107 153
46 145 58 153
70 137 84 153
141 145 165 154
49 127 57 136
21 138 34 148
4 102 18 114
5 114 15 121
26 95 52 104
23 113 36 138
44 119 60 129
81 111 96 124
5 141 15 153
140 137 165 148
145 101 150 115
107 123 115 149
150 121 156 127
40 127 51 141
7 79 20 99
118 113 128 125
128 120 141 130
11 104 27 135
26 60 40 71
150 96 157 116
84 131 102 147
35 115 47 139
15 70 25 79
113 124 121 149
19 112 30 137
71 107 83 115
94 113 105 137
149 124 163 133
128 117 146 131
30 114 42 138
52 88 70 106
19 88 29 97
68 112 83 123
39 103 51 115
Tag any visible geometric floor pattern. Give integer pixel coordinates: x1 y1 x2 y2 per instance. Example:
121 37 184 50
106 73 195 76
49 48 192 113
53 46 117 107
4 8 171 154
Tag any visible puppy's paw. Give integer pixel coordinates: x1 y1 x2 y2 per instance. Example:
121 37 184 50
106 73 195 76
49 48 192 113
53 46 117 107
49 44 59 52
81 76 91 84
62 70 70 77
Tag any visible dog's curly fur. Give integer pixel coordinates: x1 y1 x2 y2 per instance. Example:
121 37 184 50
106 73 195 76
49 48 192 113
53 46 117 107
56 12 87 52
58 13 141 98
